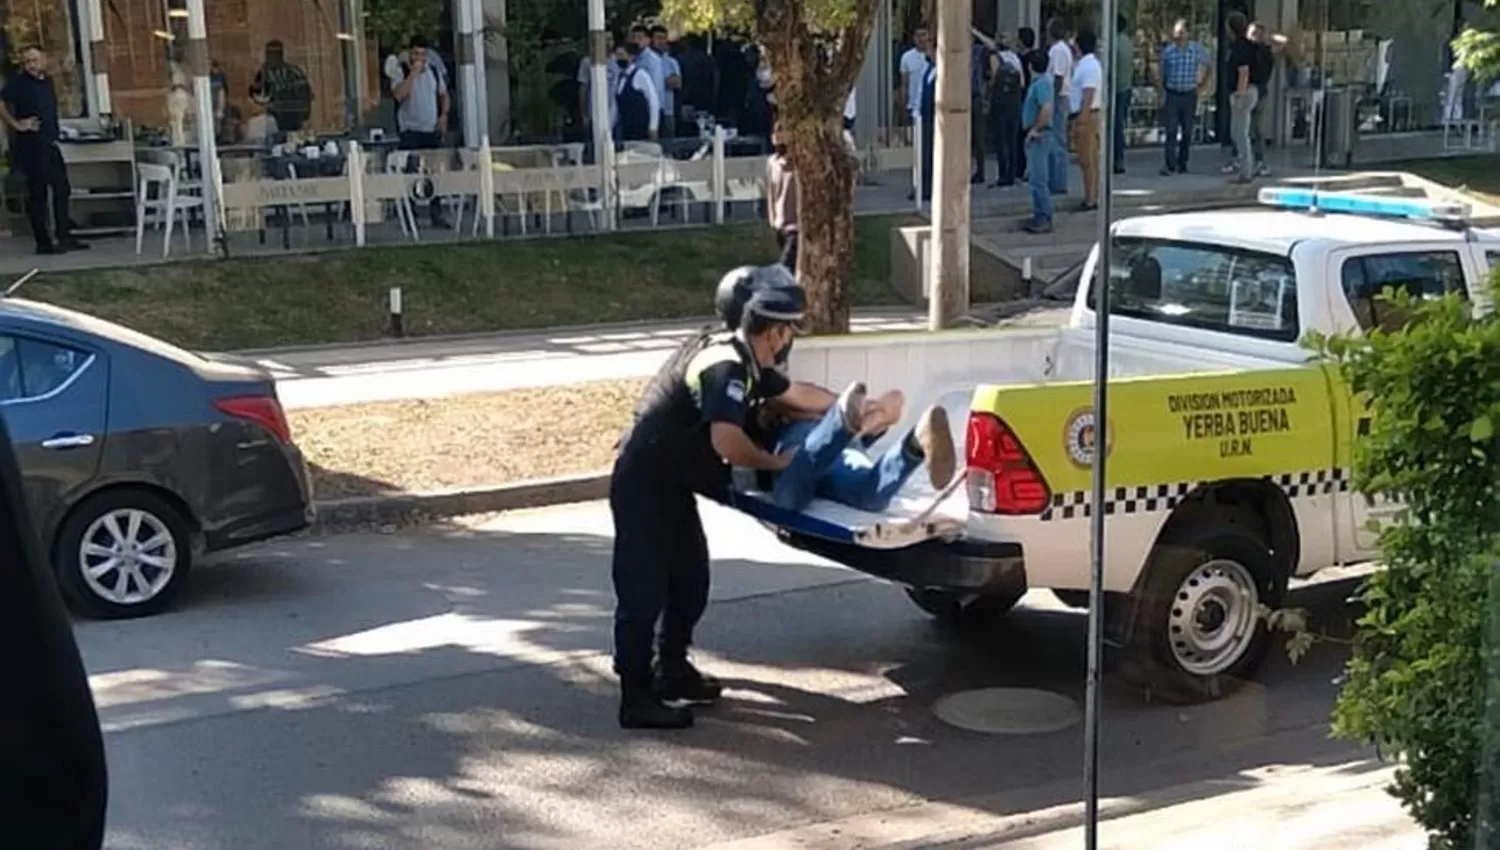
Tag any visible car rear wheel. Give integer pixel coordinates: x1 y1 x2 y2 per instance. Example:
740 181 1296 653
905 586 1026 627
54 489 194 619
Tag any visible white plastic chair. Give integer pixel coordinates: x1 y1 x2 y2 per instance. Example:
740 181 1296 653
135 161 204 257
384 151 422 241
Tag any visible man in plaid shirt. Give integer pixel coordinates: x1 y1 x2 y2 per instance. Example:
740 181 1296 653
1153 19 1209 176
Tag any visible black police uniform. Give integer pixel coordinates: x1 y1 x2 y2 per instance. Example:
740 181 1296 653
610 326 790 719
0 70 78 253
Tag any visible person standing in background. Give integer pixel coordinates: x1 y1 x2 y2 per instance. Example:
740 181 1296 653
253 40 313 134
578 33 621 149
1154 19 1210 176
1021 48 1057 234
1045 18 1073 196
631 25 667 134
1113 14 1134 174
0 46 87 255
917 52 936 203
1015 27 1038 180
1246 20 1279 178
392 35 452 228
616 41 661 142
765 127 799 271
1224 11 1258 184
651 26 681 138
1070 28 1103 211
970 34 990 184
899 26 932 132
988 32 1025 188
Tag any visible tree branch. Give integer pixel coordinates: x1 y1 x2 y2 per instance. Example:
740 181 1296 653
827 0 882 97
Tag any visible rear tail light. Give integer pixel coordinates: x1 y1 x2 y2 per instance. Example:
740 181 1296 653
966 412 1051 514
215 395 293 443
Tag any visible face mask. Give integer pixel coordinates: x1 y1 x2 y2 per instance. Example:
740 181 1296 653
773 327 796 365
617 59 630 69
772 143 788 156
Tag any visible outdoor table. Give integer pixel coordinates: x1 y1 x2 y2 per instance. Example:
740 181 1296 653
261 153 348 248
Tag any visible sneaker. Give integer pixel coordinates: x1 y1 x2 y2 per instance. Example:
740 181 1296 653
1220 162 1239 174
654 661 724 705
837 382 868 433
58 238 90 252
913 406 957 489
1022 218 1053 234
35 243 61 256
620 681 694 729
1255 163 1273 178
1159 166 1175 177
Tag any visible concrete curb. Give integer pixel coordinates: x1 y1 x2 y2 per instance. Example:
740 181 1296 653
312 472 609 531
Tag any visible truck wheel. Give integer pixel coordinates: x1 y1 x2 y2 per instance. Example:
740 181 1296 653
1122 529 1285 704
905 586 1025 627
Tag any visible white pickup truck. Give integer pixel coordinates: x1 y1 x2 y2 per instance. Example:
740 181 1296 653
731 189 1500 704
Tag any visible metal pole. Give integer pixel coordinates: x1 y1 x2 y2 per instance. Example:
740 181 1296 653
185 0 221 255
587 0 616 231
928 0 972 330
1084 0 1119 847
455 0 479 147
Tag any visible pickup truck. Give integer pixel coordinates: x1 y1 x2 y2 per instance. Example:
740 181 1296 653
730 189 1500 705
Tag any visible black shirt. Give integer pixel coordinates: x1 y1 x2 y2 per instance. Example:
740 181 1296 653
1250 42 1274 94
1227 39 1258 94
1 71 61 148
618 330 791 497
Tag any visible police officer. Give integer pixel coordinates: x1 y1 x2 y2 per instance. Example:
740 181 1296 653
611 275 834 729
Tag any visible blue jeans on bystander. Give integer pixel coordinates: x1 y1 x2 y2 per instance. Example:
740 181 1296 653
1025 134 1056 226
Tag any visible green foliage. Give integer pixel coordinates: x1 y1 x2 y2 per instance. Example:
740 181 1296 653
662 0 863 35
1453 0 1500 83
1303 279 1500 850
364 0 445 50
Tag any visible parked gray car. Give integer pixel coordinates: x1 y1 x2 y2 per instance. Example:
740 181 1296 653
0 298 313 619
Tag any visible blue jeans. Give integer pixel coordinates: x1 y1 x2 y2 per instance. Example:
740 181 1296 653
1026 134 1055 224
770 408 924 513
1161 90 1197 172
1113 89 1132 171
1050 94 1070 193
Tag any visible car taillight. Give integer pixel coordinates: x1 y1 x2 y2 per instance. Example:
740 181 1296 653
215 395 292 443
966 412 1051 514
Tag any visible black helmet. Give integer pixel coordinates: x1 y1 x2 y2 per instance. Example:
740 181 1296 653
714 265 760 331
715 264 802 330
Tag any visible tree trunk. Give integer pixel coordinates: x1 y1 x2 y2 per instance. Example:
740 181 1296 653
790 120 857 334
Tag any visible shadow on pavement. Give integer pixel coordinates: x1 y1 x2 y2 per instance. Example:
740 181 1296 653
85 513 1375 850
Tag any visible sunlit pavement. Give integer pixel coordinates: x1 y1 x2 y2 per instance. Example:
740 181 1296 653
83 499 1375 850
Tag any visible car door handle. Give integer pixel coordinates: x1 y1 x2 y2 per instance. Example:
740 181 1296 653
41 433 96 450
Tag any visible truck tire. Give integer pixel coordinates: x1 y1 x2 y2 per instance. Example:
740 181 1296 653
905 586 1026 627
1121 528 1285 704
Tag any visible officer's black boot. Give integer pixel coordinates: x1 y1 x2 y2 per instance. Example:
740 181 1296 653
654 660 724 705
619 679 694 730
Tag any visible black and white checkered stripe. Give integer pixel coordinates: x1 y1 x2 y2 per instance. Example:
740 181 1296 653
1038 469 1360 522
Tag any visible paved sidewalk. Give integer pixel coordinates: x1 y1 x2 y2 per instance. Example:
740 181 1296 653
700 758 1420 850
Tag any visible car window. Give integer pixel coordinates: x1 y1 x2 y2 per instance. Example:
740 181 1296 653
0 337 91 402
1091 238 1299 342
1338 251 1465 332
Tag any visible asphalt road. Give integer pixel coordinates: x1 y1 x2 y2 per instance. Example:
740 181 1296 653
83 500 1371 850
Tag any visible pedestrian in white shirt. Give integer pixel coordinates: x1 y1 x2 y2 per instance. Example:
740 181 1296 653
1069 28 1103 210
899 26 932 121
651 26 681 138
1043 17 1072 195
630 25 667 130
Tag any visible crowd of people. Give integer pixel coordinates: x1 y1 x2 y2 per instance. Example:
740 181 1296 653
896 14 1286 235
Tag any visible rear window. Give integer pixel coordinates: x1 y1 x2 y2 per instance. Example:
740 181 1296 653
4 299 207 367
1089 238 1299 342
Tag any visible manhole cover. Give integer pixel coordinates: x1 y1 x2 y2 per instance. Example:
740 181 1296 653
932 687 1082 735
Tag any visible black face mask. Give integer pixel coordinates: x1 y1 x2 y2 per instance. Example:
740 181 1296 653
617 59 630 69
772 143 788 156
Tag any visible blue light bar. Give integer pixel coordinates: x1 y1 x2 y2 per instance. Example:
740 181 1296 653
1258 186 1472 223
